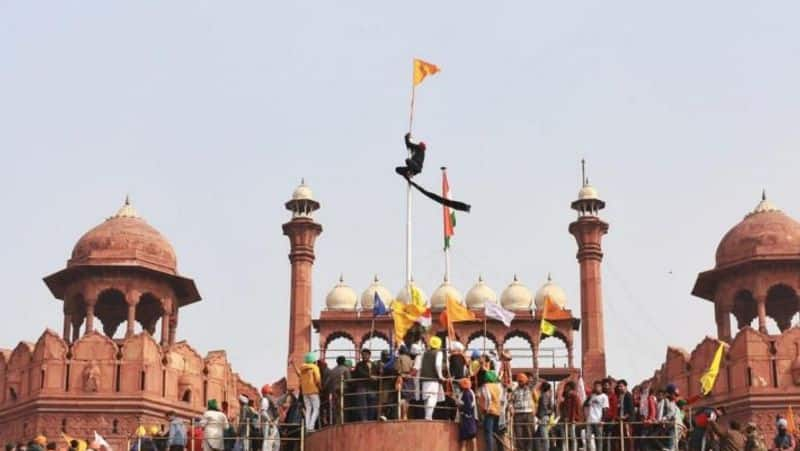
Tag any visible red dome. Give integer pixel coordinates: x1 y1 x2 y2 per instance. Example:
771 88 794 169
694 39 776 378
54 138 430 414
69 201 177 274
715 208 800 268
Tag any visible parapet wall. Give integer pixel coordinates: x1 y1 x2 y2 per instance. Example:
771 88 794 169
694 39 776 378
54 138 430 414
304 420 473 451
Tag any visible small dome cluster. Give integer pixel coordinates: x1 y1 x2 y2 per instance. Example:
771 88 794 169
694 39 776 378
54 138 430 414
323 274 568 312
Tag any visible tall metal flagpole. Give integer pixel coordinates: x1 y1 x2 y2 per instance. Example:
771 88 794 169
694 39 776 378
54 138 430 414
442 167 451 282
406 84 416 292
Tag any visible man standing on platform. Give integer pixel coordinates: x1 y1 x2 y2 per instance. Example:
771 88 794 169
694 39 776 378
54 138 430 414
418 336 445 420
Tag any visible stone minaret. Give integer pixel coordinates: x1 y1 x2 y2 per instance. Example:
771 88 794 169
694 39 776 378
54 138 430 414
282 180 322 389
568 160 609 384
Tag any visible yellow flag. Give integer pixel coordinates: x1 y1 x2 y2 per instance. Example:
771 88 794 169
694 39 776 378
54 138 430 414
413 58 440 86
391 299 426 343
540 295 557 336
410 285 426 310
444 295 476 338
446 295 475 323
700 342 725 395
540 319 556 336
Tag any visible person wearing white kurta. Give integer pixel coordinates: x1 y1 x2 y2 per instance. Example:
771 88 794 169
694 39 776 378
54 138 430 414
200 400 229 451
416 336 445 420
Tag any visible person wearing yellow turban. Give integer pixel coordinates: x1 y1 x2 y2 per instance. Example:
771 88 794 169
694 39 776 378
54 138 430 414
420 335 446 420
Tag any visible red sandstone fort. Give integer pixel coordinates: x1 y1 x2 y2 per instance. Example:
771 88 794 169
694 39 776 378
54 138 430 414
2 173 800 449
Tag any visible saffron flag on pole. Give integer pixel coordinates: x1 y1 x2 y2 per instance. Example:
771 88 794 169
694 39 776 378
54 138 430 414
788 406 797 435
440 295 476 338
540 296 557 337
443 170 456 250
391 300 425 343
413 58 440 86
700 341 726 395
485 301 515 327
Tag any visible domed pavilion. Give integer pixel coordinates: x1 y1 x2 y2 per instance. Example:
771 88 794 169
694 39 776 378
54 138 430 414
0 198 257 448
645 192 800 437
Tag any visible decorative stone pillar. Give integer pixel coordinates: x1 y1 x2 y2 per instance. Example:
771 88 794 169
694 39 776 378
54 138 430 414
715 302 732 342
63 311 72 343
756 297 767 334
160 298 172 347
85 299 97 335
126 290 141 338
168 307 178 346
71 316 82 342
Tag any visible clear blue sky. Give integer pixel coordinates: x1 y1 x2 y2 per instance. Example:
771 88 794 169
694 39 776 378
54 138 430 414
2 2 800 385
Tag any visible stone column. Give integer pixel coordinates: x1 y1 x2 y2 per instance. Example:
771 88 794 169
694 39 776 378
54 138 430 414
126 290 140 338
160 298 172 347
715 303 732 342
757 297 767 334
72 317 81 342
161 311 171 347
63 312 72 343
85 301 96 335
168 307 178 346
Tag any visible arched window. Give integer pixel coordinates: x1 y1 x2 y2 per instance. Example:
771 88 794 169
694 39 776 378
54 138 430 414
182 389 192 403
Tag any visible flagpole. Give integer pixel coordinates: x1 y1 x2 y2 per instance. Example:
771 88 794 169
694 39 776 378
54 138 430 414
406 84 415 296
442 167 451 283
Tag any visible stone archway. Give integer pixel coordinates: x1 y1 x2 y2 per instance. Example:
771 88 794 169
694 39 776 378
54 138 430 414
732 290 757 330
503 330 534 370
94 289 127 338
766 284 799 332
324 332 357 365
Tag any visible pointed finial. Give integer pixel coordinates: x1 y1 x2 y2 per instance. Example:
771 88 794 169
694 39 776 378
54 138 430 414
762 188 766 201
339 273 344 283
410 275 415 283
373 274 379 283
547 272 552 282
301 177 306 185
113 194 139 219
513 273 518 282
478 274 483 283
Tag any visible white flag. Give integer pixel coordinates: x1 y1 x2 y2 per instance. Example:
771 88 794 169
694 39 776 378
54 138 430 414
484 302 515 327
93 432 112 451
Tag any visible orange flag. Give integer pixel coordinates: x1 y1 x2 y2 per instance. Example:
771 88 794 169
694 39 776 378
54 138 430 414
542 296 571 320
439 295 475 339
413 58 440 86
788 406 797 434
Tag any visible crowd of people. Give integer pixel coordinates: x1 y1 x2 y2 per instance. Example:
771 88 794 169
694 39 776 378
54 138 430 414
9 327 800 451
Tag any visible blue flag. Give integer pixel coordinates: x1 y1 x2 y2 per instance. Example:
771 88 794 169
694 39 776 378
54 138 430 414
373 292 388 316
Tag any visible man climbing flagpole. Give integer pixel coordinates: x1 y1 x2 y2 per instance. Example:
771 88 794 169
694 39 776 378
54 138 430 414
395 58 471 311
403 58 440 293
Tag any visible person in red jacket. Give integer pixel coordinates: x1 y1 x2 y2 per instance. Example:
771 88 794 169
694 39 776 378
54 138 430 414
188 418 203 451
560 381 584 451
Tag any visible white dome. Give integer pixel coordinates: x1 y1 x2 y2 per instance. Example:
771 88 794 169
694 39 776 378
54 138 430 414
465 275 497 309
534 274 567 310
396 279 428 305
325 275 358 310
292 180 314 201
578 184 599 200
360 275 393 310
430 278 463 311
500 275 533 310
